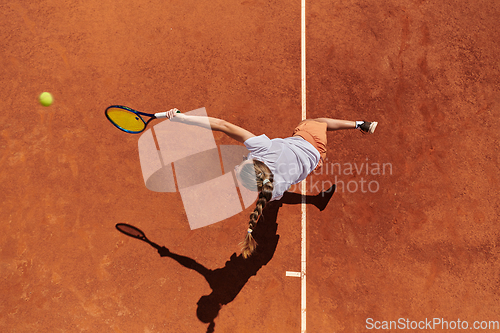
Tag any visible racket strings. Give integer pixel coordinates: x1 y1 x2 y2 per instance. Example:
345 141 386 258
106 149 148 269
106 107 146 133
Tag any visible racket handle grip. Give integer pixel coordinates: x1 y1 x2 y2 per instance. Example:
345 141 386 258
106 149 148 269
155 110 181 119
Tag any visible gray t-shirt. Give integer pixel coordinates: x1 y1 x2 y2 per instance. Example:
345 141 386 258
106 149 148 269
244 134 320 200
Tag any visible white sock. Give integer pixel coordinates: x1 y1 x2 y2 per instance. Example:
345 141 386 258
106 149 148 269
355 121 364 129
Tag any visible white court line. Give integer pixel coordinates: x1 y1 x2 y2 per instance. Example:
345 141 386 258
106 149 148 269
286 271 302 278
300 0 307 332
285 1 307 331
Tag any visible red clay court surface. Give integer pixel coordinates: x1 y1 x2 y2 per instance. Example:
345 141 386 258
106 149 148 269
1 0 500 332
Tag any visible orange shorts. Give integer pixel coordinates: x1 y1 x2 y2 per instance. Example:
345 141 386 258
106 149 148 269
292 120 327 170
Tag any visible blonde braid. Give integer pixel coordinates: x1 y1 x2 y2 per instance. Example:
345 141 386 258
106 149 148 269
240 160 274 258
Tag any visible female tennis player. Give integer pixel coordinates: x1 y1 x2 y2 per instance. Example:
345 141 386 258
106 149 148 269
164 108 377 258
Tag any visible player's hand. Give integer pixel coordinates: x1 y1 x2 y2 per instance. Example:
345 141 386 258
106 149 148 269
165 108 180 119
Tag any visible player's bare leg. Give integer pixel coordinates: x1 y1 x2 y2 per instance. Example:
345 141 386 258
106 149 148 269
313 118 377 134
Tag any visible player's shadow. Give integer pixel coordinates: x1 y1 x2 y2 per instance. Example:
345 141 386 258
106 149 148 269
125 185 335 333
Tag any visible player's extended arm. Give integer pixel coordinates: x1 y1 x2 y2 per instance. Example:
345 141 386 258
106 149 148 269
165 109 255 143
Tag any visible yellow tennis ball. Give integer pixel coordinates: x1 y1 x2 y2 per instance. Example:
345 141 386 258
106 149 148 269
39 92 53 107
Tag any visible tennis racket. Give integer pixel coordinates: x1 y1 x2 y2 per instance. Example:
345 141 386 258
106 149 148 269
105 105 180 134
115 223 162 250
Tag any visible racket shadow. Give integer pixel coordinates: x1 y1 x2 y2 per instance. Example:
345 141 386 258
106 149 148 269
118 186 335 333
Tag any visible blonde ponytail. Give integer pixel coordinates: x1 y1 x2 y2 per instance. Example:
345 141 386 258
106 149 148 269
239 160 274 258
